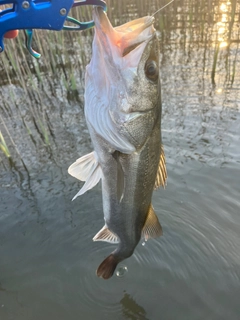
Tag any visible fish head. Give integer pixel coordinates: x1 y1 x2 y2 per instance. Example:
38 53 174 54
88 8 161 115
122 30 161 114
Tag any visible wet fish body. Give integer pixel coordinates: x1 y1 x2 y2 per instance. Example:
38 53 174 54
68 8 167 279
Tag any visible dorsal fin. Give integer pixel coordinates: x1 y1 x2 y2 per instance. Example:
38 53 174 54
142 205 163 241
93 225 119 244
154 144 167 190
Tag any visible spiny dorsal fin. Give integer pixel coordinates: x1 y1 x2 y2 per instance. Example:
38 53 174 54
154 144 167 190
142 205 163 241
68 151 102 200
93 225 119 244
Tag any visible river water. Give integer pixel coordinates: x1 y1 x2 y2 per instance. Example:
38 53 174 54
0 0 240 319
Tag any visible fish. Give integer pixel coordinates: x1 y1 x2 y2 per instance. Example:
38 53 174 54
68 7 167 279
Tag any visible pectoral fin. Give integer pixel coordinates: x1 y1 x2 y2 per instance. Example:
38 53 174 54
68 151 98 181
154 144 167 189
93 225 119 244
68 151 102 200
142 205 163 241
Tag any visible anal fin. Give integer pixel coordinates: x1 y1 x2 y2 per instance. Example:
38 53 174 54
154 144 167 190
142 205 163 241
93 225 119 244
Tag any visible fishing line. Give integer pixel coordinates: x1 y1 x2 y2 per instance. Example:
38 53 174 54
151 0 175 17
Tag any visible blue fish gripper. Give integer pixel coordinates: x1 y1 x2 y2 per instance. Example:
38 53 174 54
0 0 107 58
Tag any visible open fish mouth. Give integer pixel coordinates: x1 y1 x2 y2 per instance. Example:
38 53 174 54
93 7 156 59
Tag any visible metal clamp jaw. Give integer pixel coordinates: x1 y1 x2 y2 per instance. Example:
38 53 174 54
0 0 107 58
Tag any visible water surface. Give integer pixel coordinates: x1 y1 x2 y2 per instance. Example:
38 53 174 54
0 0 240 319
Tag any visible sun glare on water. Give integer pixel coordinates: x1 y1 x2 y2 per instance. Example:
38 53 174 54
213 1 234 49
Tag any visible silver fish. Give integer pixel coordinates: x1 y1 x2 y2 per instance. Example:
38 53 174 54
68 7 167 279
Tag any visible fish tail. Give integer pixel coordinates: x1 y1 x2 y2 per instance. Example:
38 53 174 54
96 254 119 280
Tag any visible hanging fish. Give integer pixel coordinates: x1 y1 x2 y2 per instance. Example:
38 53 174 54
69 7 167 279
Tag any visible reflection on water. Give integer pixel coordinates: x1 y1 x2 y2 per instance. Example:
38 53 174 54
120 293 149 320
215 2 231 48
0 0 240 319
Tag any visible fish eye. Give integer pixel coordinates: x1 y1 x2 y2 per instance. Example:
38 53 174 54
145 60 158 81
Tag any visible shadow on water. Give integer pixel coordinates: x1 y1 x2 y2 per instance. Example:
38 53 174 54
120 292 149 320
0 0 240 319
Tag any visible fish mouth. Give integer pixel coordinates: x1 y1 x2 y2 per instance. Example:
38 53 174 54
93 7 155 57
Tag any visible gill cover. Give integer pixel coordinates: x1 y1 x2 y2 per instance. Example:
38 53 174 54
84 8 157 154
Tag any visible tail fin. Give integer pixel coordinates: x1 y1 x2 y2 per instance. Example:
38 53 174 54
96 254 119 280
